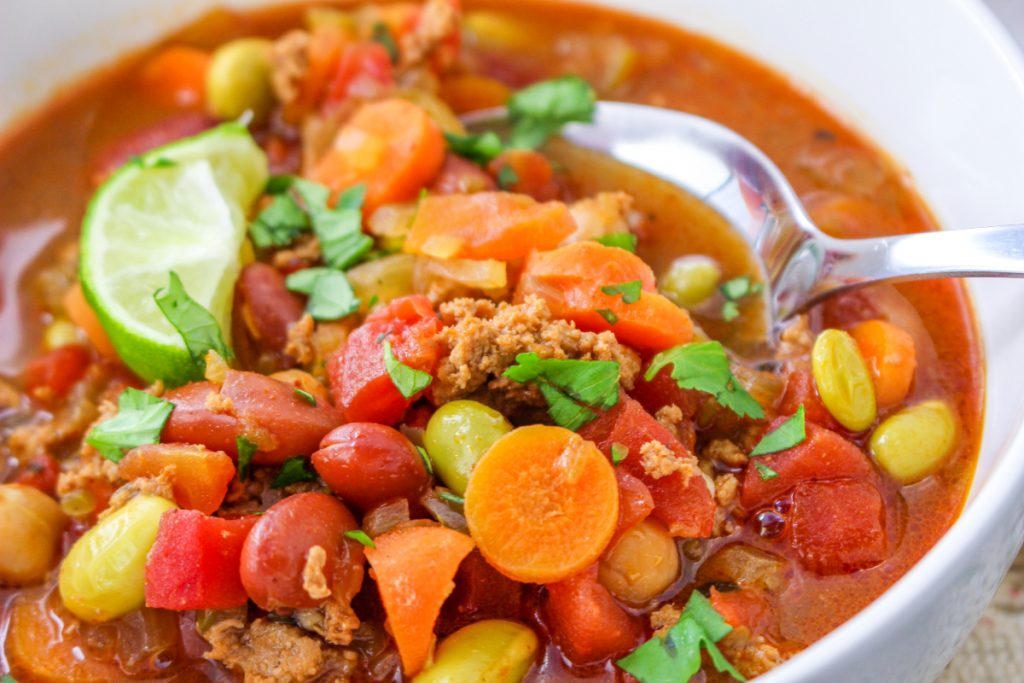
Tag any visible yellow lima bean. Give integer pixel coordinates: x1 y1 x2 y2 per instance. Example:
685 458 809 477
598 518 680 606
413 619 539 683
206 38 275 121
0 484 67 586
659 255 722 307
812 329 877 432
870 400 956 484
59 494 176 622
424 400 513 496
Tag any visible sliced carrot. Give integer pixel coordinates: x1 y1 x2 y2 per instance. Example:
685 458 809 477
487 150 559 201
515 242 693 351
309 98 445 212
850 319 917 407
63 283 118 360
464 425 619 584
365 524 475 675
439 74 513 113
403 192 576 261
118 443 236 515
139 46 210 109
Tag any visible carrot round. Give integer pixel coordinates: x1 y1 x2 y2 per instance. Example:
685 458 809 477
850 319 917 406
464 425 619 584
309 98 445 212
366 525 475 676
403 192 576 261
439 75 512 113
139 46 210 109
63 283 118 360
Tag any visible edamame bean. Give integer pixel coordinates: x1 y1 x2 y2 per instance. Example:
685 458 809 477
870 400 956 484
0 484 67 586
424 400 512 495
659 255 722 307
59 494 176 622
413 619 539 683
598 519 680 606
812 329 877 432
206 38 275 121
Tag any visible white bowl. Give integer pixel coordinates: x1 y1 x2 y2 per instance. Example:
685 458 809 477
4 1 1024 681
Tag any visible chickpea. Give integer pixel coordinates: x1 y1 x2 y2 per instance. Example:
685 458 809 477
659 255 722 307
0 484 67 586
812 328 877 432
413 619 539 683
870 400 956 484
424 400 513 495
59 494 176 621
206 38 275 121
598 519 680 606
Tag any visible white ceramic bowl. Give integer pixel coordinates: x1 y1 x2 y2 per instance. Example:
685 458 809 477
4 1 1024 681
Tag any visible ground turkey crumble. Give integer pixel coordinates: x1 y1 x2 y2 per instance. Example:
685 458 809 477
432 295 641 412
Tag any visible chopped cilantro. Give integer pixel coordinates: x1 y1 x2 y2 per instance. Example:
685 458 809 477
719 275 763 322
417 445 435 476
86 388 174 463
507 75 597 149
236 436 257 481
754 462 779 481
383 340 433 399
750 406 806 457
312 206 374 270
2 675 20 683
595 232 638 253
294 388 317 407
345 530 377 548
617 590 745 683
596 308 619 325
249 192 309 248
611 443 628 466
286 268 361 321
444 131 504 165
438 490 465 506
336 183 367 211
644 342 765 420
271 457 317 488
601 280 643 304
371 21 400 64
504 352 620 431
154 271 234 377
497 164 519 189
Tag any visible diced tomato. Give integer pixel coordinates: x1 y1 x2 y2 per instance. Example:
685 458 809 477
630 364 706 419
23 345 91 403
145 511 258 610
709 586 774 633
439 550 523 635
545 564 643 666
612 470 654 545
776 365 839 431
790 479 888 574
13 454 60 495
328 295 441 424
579 395 716 538
739 421 876 511
325 42 395 105
431 154 497 194
487 149 559 201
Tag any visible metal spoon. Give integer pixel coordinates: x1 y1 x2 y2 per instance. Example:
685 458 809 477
465 102 1024 331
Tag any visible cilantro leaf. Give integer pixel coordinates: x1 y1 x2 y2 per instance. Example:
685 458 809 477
496 164 519 189
154 271 234 376
86 388 174 463
504 353 620 430
444 131 504 165
417 445 434 476
336 183 367 211
371 21 400 64
286 268 361 321
611 443 628 466
750 406 806 457
596 308 619 325
312 207 374 270
438 490 465 506
249 193 309 248
345 529 377 548
617 591 745 683
644 342 765 420
537 382 598 431
754 462 779 481
719 275 763 322
601 280 643 304
236 436 257 481
507 75 596 149
594 232 638 253
294 388 317 406
383 340 433 399
271 457 317 488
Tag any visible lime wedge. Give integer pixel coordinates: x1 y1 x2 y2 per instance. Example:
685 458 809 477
80 122 268 386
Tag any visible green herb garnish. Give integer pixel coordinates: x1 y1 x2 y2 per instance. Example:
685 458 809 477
507 75 597 149
286 268 361 321
383 340 433 399
294 388 317 407
644 342 765 420
154 271 234 376
719 275 763 322
596 308 619 325
611 443 628 466
496 164 519 190
750 406 805 457
754 462 779 481
601 280 643 304
371 21 400 64
595 232 638 253
236 436 257 481
444 131 504 165
417 445 435 476
249 192 310 248
504 352 620 431
345 529 377 548
438 490 465 506
271 457 317 488
617 590 745 683
86 388 174 463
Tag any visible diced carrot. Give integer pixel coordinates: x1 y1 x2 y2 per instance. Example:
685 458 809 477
612 470 654 545
545 564 643 665
439 74 513 113
579 396 715 538
850 319 917 407
515 242 694 351
118 443 236 515
403 192 576 261
309 98 445 212
365 524 475 675
709 586 774 633
739 421 876 511
790 479 888 574
464 425 619 584
487 150 559 201
138 46 210 109
64 283 118 360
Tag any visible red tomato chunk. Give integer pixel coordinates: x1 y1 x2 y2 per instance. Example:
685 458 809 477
23 344 91 402
790 479 888 574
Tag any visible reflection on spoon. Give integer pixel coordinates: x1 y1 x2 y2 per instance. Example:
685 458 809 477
0 219 64 375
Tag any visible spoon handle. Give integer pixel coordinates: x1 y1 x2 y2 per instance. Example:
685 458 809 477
793 224 1024 312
